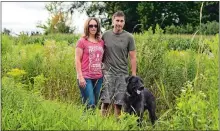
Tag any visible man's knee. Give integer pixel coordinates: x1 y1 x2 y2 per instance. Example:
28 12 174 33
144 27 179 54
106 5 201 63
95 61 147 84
102 103 110 109
114 104 122 110
101 103 110 116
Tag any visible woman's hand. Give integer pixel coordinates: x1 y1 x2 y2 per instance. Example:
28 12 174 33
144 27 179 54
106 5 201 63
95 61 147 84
79 77 86 88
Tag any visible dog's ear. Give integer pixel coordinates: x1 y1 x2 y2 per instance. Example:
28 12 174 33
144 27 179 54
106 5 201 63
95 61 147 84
125 76 133 83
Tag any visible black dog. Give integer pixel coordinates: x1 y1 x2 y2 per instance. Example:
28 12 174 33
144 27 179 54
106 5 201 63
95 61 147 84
123 76 157 126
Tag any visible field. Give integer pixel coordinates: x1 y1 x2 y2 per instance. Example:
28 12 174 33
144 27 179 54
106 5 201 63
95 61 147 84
1 29 219 130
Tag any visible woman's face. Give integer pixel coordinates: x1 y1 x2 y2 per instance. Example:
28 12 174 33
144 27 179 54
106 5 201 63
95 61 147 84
88 20 98 36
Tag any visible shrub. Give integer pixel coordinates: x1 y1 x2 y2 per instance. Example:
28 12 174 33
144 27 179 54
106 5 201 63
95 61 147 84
161 50 197 103
1 34 15 55
134 27 167 87
165 21 219 35
197 21 219 35
171 80 217 130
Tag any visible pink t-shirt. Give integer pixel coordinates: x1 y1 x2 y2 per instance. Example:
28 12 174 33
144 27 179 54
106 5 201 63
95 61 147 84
76 38 104 79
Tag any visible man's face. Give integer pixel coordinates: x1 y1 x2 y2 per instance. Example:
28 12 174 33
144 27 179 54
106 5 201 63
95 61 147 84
112 16 125 33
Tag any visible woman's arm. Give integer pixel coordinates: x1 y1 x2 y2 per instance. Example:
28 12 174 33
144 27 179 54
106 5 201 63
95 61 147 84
75 47 86 88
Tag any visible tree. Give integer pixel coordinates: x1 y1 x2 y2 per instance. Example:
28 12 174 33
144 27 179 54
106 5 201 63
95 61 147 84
202 2 219 23
31 31 41 36
2 28 11 35
137 1 219 32
137 2 203 32
37 2 75 35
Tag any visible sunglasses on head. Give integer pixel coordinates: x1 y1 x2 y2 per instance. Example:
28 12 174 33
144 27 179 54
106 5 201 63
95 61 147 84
89 24 98 28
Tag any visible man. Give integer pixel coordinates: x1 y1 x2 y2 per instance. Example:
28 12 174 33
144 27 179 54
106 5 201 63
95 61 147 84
100 11 137 119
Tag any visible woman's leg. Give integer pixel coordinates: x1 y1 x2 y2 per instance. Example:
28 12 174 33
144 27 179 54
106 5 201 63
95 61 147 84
77 79 86 104
93 77 103 106
84 79 95 109
78 79 95 109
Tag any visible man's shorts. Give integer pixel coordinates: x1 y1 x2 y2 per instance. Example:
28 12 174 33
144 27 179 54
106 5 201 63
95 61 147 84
100 72 128 105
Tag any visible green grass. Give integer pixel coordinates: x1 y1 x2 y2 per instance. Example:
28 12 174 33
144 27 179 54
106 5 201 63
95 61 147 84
2 76 144 130
1 32 219 130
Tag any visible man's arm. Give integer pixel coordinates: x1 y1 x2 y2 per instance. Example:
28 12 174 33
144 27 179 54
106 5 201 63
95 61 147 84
129 50 137 76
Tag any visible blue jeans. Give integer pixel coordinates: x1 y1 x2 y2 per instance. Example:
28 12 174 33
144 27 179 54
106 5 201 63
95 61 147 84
78 77 103 109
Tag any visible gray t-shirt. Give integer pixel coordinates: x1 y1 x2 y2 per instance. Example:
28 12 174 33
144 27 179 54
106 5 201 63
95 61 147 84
102 30 135 75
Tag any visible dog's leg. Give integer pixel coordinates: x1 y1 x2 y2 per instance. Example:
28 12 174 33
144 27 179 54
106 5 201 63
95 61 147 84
137 111 144 127
148 101 157 125
136 103 144 127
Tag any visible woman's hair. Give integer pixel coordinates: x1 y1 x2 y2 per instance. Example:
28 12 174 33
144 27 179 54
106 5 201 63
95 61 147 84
82 17 101 40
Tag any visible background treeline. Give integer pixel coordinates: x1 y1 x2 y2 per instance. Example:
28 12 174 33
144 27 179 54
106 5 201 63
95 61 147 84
70 1 219 34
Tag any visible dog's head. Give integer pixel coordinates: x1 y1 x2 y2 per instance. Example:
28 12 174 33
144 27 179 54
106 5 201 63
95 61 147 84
125 76 145 95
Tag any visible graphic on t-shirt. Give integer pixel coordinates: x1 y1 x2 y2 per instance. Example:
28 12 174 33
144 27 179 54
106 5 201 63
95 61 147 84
88 46 104 74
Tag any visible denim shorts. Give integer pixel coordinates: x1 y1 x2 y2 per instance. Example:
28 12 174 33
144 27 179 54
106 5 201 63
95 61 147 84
100 73 128 105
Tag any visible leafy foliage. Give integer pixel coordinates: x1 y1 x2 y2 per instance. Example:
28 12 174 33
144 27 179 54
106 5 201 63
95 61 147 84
165 21 219 35
37 2 75 34
67 1 218 33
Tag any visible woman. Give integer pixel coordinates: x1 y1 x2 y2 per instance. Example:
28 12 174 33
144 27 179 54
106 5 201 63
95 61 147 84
75 17 104 110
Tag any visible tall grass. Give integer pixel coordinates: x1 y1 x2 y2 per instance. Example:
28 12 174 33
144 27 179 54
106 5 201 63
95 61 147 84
2 76 143 130
1 28 218 129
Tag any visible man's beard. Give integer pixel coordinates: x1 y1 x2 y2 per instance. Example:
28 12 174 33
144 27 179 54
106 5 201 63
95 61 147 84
115 26 122 32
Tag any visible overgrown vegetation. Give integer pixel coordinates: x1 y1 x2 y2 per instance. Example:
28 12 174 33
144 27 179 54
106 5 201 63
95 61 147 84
2 27 218 130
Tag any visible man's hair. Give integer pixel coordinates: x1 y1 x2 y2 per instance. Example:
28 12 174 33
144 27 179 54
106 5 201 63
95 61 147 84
112 11 125 21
